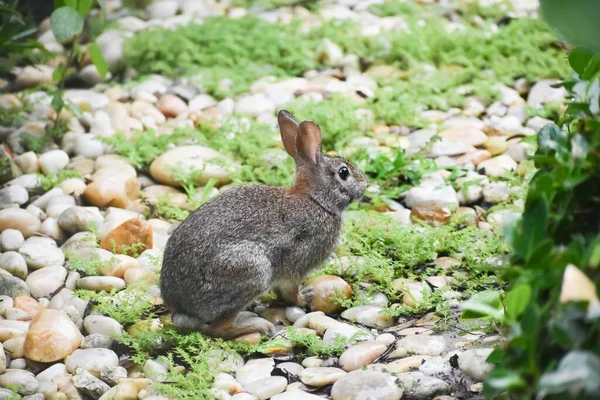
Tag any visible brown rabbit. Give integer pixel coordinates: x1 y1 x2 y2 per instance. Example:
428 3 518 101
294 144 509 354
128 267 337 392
159 110 367 339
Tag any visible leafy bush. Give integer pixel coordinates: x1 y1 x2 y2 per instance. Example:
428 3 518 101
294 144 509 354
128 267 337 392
462 3 600 397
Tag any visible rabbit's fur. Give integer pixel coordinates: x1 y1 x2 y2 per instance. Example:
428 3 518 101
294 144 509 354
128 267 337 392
160 110 367 339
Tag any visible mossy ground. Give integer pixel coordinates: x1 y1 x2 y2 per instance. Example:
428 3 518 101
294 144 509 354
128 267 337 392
64 1 570 398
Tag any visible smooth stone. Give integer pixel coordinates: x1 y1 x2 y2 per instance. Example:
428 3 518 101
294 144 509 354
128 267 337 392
98 381 139 400
439 127 487 146
0 209 40 238
26 266 67 298
323 322 372 345
40 217 64 242
309 275 353 314
0 251 28 279
74 134 105 158
156 94 187 117
376 333 396 346
84 315 123 338
404 185 458 208
39 150 69 175
341 305 394 329
235 94 275 116
188 94 216 111
272 392 323 400
58 206 103 234
0 370 39 395
385 355 430 373
284 306 305 324
391 335 447 357
0 275 30 298
99 218 152 256
277 362 303 376
410 203 452 226
483 136 508 156
526 116 553 132
15 65 54 89
339 341 387 371
23 309 82 362
0 343 4 374
235 358 274 387
64 90 109 110
457 348 494 381
304 313 337 335
143 360 168 382
527 79 567 108
73 368 111 399
30 188 64 210
3 336 25 358
65 349 119 377
331 370 403 400
13 296 43 316
477 155 517 177
244 376 287 400
395 372 450 399
0 229 25 252
19 240 64 270
0 186 28 206
300 367 346 387
482 182 510 203
83 166 140 209
77 277 126 292
149 145 234 187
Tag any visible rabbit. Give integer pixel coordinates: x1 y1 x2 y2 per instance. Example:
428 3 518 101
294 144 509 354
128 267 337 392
159 110 368 339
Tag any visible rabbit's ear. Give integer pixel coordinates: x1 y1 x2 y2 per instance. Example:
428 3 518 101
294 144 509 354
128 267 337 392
296 121 322 165
277 110 299 158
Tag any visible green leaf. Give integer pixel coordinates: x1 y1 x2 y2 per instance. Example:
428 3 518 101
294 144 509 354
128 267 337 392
77 0 95 16
51 93 65 114
537 123 569 155
54 0 66 8
541 0 600 52
461 290 504 321
485 368 526 392
537 351 600 398
521 197 549 261
64 98 83 119
505 284 532 320
568 48 596 76
50 7 84 43
52 63 66 82
571 134 589 159
88 42 109 79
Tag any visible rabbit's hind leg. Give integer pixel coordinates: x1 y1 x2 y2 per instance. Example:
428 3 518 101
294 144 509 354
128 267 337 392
201 311 275 339
172 312 209 332
274 279 315 307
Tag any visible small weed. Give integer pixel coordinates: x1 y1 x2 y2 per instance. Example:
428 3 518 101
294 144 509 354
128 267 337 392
65 250 115 276
37 169 82 191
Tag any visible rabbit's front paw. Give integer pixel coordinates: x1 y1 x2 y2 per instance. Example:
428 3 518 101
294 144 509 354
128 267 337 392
297 285 315 307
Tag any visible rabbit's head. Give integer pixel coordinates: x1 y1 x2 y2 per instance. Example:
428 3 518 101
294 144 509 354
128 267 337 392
278 110 367 214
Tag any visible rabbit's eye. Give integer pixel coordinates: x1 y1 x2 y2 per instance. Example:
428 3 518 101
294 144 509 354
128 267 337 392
338 166 349 180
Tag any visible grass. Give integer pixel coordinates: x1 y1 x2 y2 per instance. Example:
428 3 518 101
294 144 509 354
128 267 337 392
37 169 82 190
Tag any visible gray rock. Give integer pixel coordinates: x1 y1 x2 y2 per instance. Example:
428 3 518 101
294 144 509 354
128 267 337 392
395 372 450 399
284 306 305 324
0 252 28 279
0 208 40 238
526 116 553 132
482 182 510 204
147 0 179 19
244 376 287 400
330 370 403 400
73 368 111 399
0 275 30 297
340 305 394 329
418 356 453 379
83 315 123 338
39 150 69 175
60 231 98 252
82 333 114 349
99 365 128 386
457 348 494 381
63 90 109 111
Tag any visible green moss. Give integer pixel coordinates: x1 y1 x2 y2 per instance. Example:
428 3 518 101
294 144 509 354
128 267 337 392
123 16 321 98
37 169 82 191
76 283 155 325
